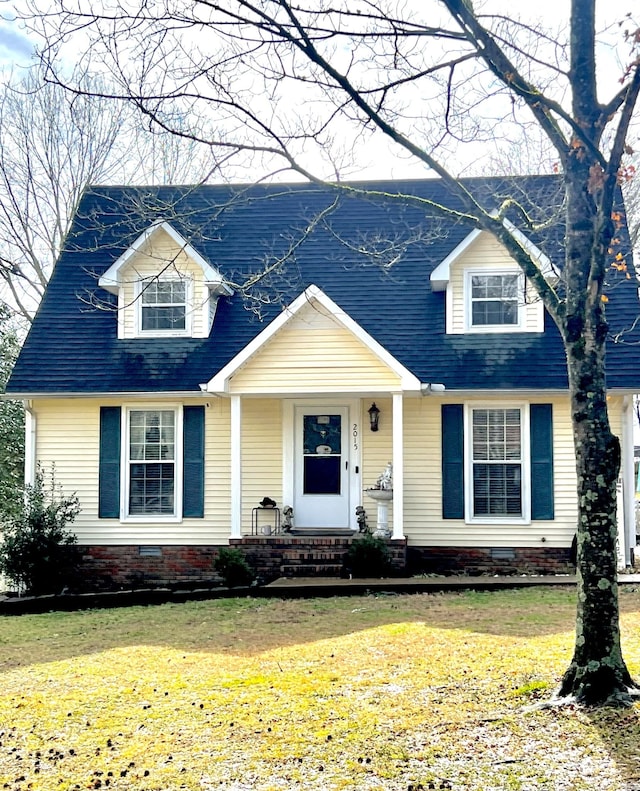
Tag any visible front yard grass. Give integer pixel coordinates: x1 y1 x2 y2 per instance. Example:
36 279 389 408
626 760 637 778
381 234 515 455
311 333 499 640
1 587 640 790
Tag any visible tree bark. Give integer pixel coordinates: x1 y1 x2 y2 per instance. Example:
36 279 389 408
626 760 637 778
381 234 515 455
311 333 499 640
559 335 637 704
556 150 638 705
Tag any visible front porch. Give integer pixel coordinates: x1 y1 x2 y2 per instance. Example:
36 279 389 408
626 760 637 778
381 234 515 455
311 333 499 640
203 285 428 543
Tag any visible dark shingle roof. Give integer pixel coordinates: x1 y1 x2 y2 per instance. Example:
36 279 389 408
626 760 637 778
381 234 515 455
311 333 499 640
7 176 640 394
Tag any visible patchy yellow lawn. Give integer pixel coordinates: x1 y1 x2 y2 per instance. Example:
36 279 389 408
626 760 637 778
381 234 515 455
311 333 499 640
1 587 640 791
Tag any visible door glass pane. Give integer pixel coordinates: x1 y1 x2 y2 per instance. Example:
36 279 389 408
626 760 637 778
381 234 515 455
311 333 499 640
303 414 341 454
304 456 341 495
302 414 342 495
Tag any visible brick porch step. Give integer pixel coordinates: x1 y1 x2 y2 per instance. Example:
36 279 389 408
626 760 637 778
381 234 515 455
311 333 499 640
281 550 346 563
289 528 355 537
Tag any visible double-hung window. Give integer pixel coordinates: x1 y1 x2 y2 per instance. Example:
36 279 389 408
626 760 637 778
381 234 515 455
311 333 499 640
139 279 188 334
469 407 525 519
127 409 177 516
466 271 522 330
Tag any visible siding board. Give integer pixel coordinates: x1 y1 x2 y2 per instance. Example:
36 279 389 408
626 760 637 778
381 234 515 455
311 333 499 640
32 393 626 551
34 397 231 545
230 308 402 393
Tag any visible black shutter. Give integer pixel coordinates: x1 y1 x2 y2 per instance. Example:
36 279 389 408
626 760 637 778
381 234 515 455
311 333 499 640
442 404 464 519
530 403 554 520
183 405 205 518
99 406 121 518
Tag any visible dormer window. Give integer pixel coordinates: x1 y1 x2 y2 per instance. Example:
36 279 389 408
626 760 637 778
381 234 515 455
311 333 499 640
431 230 546 335
470 273 520 327
140 279 188 334
98 221 234 340
465 269 523 332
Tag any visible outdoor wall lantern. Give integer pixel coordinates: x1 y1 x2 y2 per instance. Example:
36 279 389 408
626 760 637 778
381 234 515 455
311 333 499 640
368 402 380 432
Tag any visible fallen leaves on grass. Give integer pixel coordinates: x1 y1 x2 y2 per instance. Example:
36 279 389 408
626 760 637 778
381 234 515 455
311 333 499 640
0 588 639 790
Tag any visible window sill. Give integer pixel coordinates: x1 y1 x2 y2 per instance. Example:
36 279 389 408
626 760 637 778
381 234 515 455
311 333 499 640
463 325 526 334
135 330 191 339
465 516 531 526
121 515 183 524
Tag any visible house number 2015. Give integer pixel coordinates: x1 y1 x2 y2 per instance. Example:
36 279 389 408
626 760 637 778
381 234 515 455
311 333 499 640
353 423 358 451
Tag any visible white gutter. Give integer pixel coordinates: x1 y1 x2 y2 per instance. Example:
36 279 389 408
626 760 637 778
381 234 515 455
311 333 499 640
4 391 215 400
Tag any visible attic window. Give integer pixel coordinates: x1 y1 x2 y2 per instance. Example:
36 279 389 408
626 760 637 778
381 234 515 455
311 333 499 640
464 270 524 332
139 278 189 335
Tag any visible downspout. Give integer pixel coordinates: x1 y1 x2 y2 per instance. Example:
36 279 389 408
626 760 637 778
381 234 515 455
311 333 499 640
23 401 36 487
622 395 636 567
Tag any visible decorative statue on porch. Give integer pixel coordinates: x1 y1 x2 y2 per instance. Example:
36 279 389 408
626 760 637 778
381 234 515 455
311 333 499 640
283 506 294 532
376 462 393 490
356 505 369 533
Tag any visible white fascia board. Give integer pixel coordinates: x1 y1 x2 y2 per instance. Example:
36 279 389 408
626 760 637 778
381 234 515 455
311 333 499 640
501 218 555 279
430 229 482 291
98 221 234 295
205 283 422 394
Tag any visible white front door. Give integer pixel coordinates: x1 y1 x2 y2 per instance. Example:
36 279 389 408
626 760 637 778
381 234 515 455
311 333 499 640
293 406 352 529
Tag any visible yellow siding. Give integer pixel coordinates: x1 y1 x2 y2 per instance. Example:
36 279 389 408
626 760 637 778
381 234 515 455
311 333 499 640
32 397 231 545
229 310 401 394
359 398 394 528
448 233 543 333
32 392 623 549
119 229 209 338
241 399 283 528
607 396 624 438
402 395 578 547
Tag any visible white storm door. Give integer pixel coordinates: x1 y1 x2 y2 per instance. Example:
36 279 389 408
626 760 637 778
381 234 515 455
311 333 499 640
294 407 350 528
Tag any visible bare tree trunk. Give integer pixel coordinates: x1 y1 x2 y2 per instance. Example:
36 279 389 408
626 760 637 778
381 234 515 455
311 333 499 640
559 343 636 703
556 154 638 704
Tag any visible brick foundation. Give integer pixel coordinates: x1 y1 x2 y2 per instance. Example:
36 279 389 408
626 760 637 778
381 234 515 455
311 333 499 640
79 545 223 590
407 546 575 576
75 542 574 591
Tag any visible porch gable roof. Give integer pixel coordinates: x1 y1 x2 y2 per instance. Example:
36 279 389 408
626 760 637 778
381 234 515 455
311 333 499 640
204 284 422 394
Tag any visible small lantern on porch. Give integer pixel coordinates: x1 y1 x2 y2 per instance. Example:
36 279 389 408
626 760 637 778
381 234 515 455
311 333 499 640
368 402 380 432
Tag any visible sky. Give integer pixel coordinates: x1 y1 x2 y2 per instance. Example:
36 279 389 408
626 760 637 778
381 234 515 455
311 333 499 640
0 2 636 183
0 18 32 67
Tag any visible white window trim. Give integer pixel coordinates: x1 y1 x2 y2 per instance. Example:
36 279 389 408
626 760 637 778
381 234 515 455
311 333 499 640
120 404 184 523
464 268 525 333
134 276 193 338
463 402 531 525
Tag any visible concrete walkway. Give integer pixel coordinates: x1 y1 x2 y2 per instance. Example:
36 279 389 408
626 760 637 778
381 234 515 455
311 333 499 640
265 573 640 596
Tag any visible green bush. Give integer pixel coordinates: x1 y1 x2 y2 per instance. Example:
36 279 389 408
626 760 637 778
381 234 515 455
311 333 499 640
0 306 24 521
214 547 255 588
0 466 80 595
344 534 392 578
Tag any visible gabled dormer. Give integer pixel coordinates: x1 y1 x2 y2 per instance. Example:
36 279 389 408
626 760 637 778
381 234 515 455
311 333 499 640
430 229 552 334
98 222 234 339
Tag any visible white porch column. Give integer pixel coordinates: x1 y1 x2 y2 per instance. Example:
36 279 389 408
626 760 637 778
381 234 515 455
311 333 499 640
230 395 243 539
621 395 635 567
392 393 405 540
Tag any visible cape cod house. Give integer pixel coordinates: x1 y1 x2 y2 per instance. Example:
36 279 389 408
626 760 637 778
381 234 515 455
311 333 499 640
6 177 640 587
